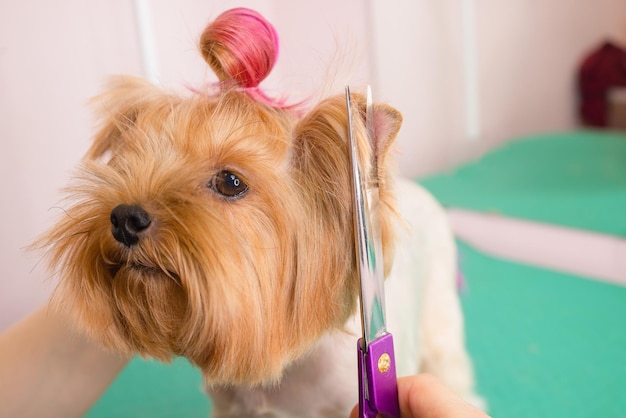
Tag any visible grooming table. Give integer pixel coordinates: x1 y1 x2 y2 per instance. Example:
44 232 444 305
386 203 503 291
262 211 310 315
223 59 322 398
421 130 626 237
87 357 210 417
421 131 626 417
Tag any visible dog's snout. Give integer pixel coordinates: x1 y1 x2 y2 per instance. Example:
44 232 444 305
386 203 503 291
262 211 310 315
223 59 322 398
110 204 152 247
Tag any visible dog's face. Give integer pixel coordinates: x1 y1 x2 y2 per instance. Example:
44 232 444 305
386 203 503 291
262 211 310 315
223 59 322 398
39 5 403 387
53 78 305 380
41 76 401 385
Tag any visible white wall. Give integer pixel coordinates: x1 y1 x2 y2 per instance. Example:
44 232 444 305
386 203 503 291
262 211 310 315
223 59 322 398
371 0 626 177
475 0 626 150
0 0 144 331
1 0 625 331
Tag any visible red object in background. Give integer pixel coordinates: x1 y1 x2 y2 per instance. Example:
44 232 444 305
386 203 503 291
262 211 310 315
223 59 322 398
578 41 626 127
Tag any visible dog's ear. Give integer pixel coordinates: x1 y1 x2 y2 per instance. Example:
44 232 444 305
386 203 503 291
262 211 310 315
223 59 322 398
293 93 402 199
293 93 402 282
369 102 402 181
85 76 160 161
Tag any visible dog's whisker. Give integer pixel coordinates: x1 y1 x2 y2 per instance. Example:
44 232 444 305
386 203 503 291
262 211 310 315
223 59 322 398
28 257 45 275
47 206 76 219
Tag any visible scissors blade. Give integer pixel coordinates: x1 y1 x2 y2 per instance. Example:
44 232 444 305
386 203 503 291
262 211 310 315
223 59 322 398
345 86 386 350
347 86 400 418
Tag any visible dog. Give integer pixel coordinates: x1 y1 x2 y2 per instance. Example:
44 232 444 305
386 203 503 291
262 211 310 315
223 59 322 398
39 7 481 417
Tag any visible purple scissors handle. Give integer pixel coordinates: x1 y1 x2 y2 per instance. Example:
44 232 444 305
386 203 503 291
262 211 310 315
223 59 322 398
358 334 400 417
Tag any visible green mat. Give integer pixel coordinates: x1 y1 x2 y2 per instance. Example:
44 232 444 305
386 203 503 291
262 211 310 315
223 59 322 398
86 357 210 417
459 240 626 418
420 131 626 237
87 241 626 417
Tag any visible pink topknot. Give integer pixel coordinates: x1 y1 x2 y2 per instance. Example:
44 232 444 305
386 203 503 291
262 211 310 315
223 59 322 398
200 7 279 89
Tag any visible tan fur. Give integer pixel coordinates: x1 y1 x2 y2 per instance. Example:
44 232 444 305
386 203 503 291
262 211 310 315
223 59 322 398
37 76 402 386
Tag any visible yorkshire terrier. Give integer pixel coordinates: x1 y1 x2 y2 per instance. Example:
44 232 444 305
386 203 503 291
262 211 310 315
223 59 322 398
39 8 482 417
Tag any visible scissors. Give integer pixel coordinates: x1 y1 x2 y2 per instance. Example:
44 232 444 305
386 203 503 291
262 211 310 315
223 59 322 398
345 86 400 418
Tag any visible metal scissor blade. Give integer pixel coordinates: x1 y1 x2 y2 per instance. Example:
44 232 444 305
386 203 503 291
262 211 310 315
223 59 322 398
345 86 386 349
348 86 400 418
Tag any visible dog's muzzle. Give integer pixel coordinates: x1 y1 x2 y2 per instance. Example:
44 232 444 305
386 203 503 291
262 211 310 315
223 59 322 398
110 204 152 247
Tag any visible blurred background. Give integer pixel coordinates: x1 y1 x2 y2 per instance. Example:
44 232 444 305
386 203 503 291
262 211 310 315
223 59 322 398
1 1 626 417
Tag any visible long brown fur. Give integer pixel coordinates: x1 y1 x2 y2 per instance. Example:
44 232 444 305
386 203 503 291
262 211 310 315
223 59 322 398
38 75 402 386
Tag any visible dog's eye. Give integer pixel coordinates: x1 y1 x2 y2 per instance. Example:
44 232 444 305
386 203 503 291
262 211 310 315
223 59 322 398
210 170 249 198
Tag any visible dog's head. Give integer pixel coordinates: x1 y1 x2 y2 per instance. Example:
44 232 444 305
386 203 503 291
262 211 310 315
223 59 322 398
40 8 402 385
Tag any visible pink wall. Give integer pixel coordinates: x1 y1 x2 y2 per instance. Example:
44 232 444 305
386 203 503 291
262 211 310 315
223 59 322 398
1 0 625 331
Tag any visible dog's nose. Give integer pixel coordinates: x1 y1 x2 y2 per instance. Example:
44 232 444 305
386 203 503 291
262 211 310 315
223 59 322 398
110 204 152 247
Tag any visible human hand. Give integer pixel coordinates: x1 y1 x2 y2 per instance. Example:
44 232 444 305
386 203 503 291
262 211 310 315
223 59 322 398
349 374 489 418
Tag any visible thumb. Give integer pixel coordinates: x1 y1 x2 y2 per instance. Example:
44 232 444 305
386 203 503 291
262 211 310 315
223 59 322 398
349 404 383 418
349 404 358 418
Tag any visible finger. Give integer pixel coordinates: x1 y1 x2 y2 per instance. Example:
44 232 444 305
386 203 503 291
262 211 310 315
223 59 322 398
349 404 382 418
349 404 358 418
398 374 487 418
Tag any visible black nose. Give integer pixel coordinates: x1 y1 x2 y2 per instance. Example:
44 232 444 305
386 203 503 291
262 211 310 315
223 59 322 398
110 204 152 247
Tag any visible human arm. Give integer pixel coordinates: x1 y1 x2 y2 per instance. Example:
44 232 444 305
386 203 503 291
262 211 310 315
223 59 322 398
0 305 130 418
